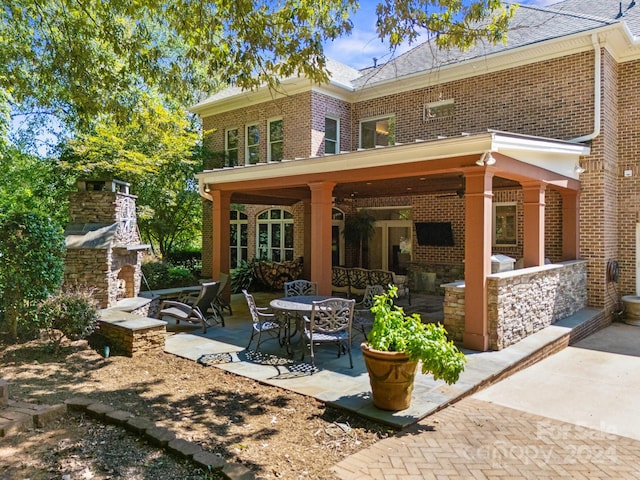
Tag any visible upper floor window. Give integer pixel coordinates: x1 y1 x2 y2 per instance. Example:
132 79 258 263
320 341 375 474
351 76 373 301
325 117 339 154
246 123 260 164
493 203 517 246
257 208 294 261
360 116 395 149
225 128 238 167
268 118 283 162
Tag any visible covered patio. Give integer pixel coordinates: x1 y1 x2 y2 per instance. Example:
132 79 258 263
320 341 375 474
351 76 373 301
162 290 602 428
198 131 590 352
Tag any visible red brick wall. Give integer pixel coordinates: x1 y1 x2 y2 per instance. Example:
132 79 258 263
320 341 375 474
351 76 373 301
617 59 640 299
200 48 635 316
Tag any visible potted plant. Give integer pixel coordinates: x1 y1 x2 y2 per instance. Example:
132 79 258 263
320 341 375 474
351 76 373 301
361 286 466 410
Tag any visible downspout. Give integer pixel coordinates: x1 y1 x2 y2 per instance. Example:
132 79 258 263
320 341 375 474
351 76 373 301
199 181 213 202
570 34 601 143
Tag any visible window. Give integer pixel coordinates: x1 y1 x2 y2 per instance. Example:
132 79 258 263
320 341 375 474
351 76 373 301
225 128 239 167
325 117 339 154
257 208 294 261
360 116 395 149
268 118 283 162
230 210 248 269
493 203 517 246
246 123 260 164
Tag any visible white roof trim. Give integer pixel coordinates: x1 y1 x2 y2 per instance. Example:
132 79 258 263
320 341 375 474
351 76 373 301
197 132 590 189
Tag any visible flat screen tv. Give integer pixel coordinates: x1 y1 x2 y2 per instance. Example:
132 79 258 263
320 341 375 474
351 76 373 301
415 222 454 246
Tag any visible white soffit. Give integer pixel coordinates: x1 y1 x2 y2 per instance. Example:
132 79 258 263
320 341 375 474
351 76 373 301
490 131 590 180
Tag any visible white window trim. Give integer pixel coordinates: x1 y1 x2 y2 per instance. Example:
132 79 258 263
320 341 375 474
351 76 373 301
359 114 395 149
256 208 294 261
324 115 340 155
267 117 283 163
245 122 260 164
230 211 248 269
493 202 518 247
225 127 239 166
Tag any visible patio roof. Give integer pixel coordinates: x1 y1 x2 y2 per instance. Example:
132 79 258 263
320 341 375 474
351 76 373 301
196 131 589 204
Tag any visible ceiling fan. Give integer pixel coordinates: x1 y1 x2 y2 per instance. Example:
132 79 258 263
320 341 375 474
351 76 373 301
436 176 465 198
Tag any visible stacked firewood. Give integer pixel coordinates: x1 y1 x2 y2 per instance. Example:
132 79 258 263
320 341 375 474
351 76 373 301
254 258 304 290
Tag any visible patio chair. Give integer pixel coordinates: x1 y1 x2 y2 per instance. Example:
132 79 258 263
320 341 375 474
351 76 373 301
159 281 221 333
211 272 232 321
331 266 350 298
301 298 355 368
243 290 283 352
348 267 370 300
284 279 318 297
352 284 386 340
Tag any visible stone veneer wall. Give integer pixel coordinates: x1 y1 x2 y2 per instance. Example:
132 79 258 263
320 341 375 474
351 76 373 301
99 322 166 357
64 249 110 308
442 282 465 342
65 189 145 309
442 260 588 349
487 260 588 350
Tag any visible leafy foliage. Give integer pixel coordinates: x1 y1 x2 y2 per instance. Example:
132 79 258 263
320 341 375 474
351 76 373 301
343 210 376 267
141 261 198 290
367 286 466 384
1 0 514 145
0 210 66 341
231 259 260 294
376 0 516 50
37 286 100 352
0 146 75 224
59 97 204 258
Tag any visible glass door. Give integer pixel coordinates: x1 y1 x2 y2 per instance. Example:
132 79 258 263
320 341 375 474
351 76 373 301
368 221 412 273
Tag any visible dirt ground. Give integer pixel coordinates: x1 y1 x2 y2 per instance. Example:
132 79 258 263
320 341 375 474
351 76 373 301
0 337 392 480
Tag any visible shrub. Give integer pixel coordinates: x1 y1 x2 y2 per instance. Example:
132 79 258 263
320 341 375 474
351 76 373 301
37 286 100 352
0 210 66 342
141 261 198 290
231 259 260 293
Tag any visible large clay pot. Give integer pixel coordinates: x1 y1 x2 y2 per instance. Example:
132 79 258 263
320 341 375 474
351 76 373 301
361 343 418 411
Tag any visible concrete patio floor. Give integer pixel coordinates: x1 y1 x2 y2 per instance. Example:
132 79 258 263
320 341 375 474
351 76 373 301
163 291 602 429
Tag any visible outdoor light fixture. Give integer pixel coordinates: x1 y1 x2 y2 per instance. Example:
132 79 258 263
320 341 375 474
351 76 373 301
475 151 496 166
204 184 211 193
574 163 586 174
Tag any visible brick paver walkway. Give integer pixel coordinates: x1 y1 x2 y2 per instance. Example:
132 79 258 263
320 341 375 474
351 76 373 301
333 397 640 479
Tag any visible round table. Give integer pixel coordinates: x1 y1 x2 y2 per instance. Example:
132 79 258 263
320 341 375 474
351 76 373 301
269 295 333 353
269 295 333 313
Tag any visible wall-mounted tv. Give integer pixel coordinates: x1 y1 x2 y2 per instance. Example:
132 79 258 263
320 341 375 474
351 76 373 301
415 222 454 246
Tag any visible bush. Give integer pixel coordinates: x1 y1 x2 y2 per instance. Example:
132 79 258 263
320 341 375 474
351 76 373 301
165 249 202 277
0 210 66 342
231 259 260 293
141 261 198 290
37 286 100 352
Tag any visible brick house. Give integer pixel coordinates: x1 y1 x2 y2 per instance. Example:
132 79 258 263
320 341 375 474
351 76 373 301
191 0 640 351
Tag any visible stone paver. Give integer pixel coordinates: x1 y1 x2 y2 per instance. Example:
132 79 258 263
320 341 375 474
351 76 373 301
333 397 640 479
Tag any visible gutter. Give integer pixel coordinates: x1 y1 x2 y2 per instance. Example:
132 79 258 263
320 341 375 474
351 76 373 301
570 34 601 143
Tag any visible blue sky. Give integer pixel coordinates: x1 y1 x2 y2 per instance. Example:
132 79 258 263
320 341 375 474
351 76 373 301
324 0 558 69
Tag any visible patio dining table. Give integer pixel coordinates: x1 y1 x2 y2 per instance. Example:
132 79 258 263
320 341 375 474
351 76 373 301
269 295 333 353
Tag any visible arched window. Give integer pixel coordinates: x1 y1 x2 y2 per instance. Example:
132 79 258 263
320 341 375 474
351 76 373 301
230 210 248 269
257 208 294 261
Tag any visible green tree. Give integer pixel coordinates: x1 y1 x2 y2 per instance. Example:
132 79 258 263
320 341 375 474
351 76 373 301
0 210 66 342
1 1 514 144
0 146 74 224
59 95 203 258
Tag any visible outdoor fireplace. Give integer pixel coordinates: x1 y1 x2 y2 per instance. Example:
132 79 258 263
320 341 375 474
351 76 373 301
63 179 150 308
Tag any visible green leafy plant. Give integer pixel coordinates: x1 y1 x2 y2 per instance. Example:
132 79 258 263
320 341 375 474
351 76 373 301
37 286 100 352
0 210 66 342
367 286 466 384
231 259 259 294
